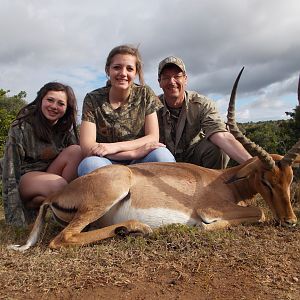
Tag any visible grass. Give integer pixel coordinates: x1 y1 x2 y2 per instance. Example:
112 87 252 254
0 185 300 299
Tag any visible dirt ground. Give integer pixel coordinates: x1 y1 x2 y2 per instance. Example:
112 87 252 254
0 196 300 300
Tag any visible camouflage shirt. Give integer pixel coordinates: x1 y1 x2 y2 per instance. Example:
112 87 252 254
1 121 77 227
81 84 163 142
157 91 227 161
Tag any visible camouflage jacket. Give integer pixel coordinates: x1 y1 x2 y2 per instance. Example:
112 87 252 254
2 121 77 227
157 91 227 161
81 84 163 142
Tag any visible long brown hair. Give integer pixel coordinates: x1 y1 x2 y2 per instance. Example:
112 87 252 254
14 82 79 143
105 44 145 85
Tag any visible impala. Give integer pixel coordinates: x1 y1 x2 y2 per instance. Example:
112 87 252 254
9 69 299 251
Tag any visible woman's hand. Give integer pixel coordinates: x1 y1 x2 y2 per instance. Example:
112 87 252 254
89 141 166 160
134 142 165 159
89 143 120 157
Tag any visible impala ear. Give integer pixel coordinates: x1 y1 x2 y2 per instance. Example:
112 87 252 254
225 158 259 184
294 157 300 164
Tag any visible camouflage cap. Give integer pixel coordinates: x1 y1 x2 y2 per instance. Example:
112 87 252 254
158 56 186 77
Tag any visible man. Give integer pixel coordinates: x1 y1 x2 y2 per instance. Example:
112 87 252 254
157 56 252 169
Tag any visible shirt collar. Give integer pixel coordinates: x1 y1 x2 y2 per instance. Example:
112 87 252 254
161 91 188 116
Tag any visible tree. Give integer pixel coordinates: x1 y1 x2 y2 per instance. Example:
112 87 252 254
238 117 298 156
285 105 300 145
0 89 27 156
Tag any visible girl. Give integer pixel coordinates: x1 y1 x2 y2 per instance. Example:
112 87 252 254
2 82 82 227
78 45 175 176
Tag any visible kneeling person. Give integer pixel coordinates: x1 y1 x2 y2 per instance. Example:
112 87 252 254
157 56 251 169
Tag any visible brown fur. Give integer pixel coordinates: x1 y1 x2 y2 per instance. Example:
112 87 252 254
8 156 297 251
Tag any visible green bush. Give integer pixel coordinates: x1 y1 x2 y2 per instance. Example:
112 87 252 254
237 105 300 155
0 89 27 207
0 89 27 157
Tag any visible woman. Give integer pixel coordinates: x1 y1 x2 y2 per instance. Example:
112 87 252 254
2 82 82 227
78 44 175 176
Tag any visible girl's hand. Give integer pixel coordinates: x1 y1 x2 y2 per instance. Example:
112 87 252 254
89 143 120 157
135 142 165 159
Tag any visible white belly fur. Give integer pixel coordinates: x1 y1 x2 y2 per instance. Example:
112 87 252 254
98 199 197 228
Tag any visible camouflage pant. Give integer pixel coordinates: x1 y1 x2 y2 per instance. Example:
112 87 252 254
184 138 230 169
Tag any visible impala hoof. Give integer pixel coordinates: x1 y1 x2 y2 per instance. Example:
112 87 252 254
115 222 153 237
115 226 129 237
283 218 297 227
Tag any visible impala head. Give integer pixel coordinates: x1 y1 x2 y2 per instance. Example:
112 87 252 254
227 69 299 226
254 158 296 226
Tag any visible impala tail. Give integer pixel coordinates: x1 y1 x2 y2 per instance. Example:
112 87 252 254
7 203 49 251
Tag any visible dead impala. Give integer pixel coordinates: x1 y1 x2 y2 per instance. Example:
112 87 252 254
9 69 299 251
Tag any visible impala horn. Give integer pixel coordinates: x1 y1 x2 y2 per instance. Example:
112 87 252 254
280 74 300 167
226 67 275 170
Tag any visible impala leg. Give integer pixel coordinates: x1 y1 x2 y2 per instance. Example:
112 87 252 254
197 204 265 230
200 217 263 231
49 212 152 249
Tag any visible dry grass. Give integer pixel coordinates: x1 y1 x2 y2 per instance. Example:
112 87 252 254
0 185 300 300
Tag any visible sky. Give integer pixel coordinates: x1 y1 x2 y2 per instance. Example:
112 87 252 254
1 0 300 123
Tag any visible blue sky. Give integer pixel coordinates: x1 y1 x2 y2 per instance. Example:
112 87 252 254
1 0 300 123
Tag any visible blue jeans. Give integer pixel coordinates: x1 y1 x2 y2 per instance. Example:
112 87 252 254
78 146 175 176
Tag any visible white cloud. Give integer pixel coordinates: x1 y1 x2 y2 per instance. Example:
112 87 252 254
1 0 300 121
